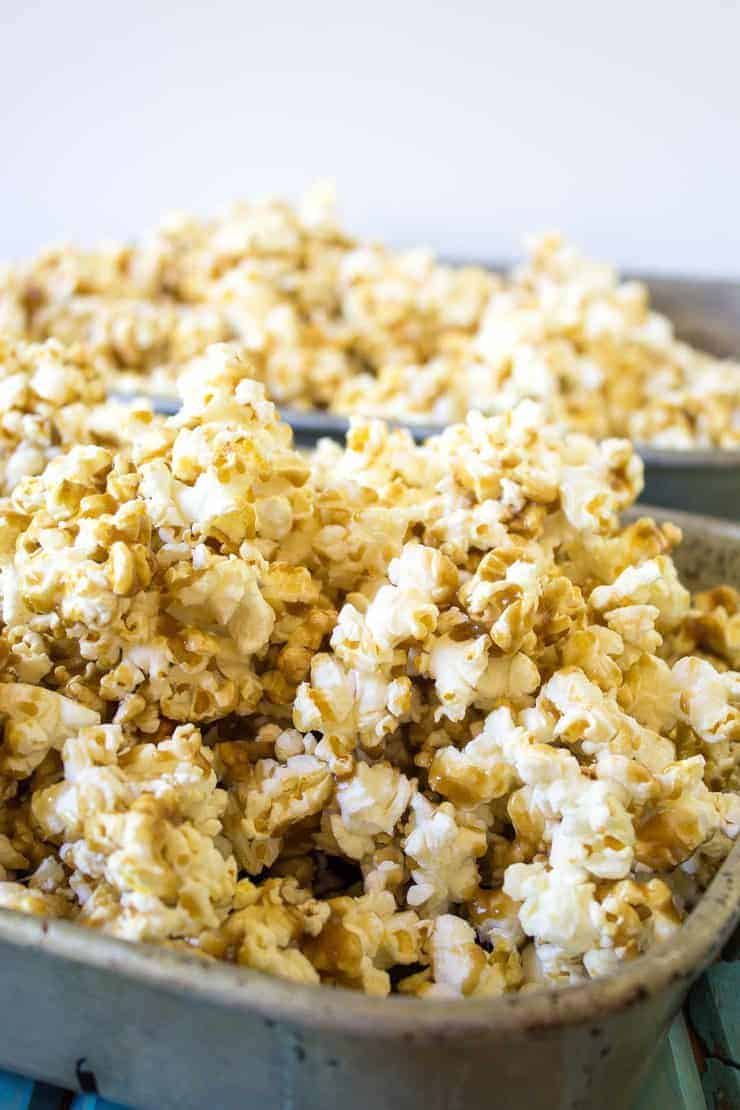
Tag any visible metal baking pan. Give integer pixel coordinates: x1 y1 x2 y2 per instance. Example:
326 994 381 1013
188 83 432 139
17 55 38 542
0 1009 713 1108
0 505 738 1110
125 271 740 521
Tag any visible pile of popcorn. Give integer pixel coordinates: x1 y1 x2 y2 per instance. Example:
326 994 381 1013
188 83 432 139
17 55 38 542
2 187 738 447
0 338 737 999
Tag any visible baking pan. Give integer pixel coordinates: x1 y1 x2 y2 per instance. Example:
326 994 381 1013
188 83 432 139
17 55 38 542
0 505 738 1110
0 1009 712 1109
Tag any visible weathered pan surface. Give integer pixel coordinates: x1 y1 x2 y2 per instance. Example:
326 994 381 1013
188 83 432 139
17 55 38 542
0 506 738 1110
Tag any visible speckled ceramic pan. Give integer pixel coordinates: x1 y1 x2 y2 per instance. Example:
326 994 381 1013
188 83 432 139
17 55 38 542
0 506 738 1110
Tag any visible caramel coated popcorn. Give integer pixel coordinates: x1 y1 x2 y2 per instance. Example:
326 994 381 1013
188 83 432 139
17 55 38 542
0 335 176 507
334 233 740 448
0 337 737 998
0 345 331 726
5 189 737 447
1 184 493 414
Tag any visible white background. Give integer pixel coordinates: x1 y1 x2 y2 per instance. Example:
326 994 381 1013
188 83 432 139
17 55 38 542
2 0 739 275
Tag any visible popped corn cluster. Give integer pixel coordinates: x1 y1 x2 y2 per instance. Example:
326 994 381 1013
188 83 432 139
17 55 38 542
0 337 737 999
335 234 740 448
0 345 334 729
0 336 156 496
0 184 493 413
3 191 737 447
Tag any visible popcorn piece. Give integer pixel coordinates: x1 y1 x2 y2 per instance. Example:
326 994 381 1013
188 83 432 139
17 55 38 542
333 761 414 859
589 556 690 633
0 684 99 789
229 753 333 860
585 878 682 973
549 782 635 880
635 756 730 870
503 862 601 958
538 669 675 772
618 655 677 733
673 656 740 744
467 887 526 948
0 881 72 919
428 634 491 722
680 586 740 670
294 655 414 770
420 913 522 998
404 795 487 913
429 729 515 808
200 877 329 986
32 723 237 942
304 890 427 995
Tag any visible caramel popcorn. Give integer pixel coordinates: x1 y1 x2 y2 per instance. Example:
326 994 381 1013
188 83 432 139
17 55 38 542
334 233 740 449
290 404 736 990
32 722 236 941
0 337 126 495
5 188 735 446
0 345 330 728
1 184 494 413
0 335 736 998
